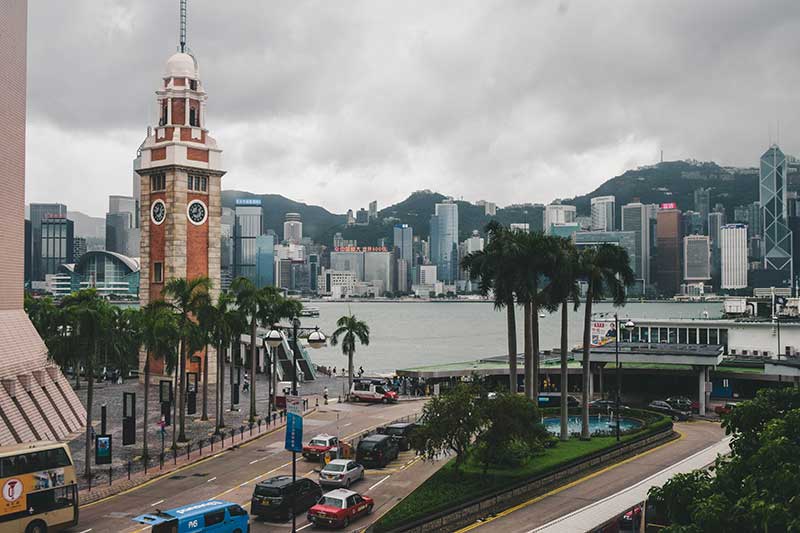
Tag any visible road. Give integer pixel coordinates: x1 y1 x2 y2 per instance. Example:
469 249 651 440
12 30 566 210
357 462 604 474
455 420 727 533
68 399 436 533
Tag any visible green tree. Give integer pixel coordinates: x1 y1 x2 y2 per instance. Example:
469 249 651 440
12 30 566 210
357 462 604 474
163 276 211 443
462 221 519 393
140 301 178 460
578 245 634 440
475 393 549 472
207 292 243 433
329 314 370 398
195 292 214 421
543 237 581 441
411 383 485 469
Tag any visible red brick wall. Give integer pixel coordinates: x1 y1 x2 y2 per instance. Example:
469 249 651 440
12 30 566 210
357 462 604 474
152 147 166 161
149 191 166 302
172 98 185 125
187 148 209 162
157 127 174 142
187 191 209 378
0 1 27 310
174 77 185 86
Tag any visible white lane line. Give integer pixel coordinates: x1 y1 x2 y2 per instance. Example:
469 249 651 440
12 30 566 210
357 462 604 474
207 476 217 483
341 423 352 427
368 475 390 491
76 529 93 533
298 523 314 531
249 459 259 464
150 499 165 506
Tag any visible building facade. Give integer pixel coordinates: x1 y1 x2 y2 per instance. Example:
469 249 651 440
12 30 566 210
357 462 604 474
430 201 458 283
29 203 67 282
106 195 139 257
544 203 576 232
656 208 683 296
684 235 711 282
40 216 75 280
283 212 302 243
721 224 748 289
761 144 793 286
590 195 615 231
621 202 651 289
234 200 262 282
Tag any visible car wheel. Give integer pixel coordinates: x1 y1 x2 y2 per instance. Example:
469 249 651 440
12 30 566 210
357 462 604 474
367 504 374 514
359 470 365 480
382 397 388 404
345 478 351 488
343 517 350 528
26 521 47 533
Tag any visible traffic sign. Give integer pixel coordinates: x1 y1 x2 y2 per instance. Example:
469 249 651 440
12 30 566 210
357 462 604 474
284 395 303 452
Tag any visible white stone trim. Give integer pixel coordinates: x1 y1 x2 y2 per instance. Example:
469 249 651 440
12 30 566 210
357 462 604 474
150 199 166 225
186 199 208 226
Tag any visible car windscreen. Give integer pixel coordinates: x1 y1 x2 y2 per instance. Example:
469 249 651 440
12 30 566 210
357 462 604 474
358 441 378 451
323 464 345 472
383 427 404 436
309 439 328 447
254 485 283 497
318 496 345 508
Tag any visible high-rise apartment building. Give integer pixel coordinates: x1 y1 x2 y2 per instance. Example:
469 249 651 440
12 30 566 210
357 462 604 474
684 235 711 281
283 212 302 243
721 224 748 289
761 145 793 285
476 200 496 216
590 195 615 231
544 203 576 232
708 212 723 251
0 0 86 443
621 202 650 288
430 201 459 283
656 208 683 296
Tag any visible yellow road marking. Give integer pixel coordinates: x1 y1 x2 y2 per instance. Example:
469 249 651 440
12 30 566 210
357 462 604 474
453 430 685 533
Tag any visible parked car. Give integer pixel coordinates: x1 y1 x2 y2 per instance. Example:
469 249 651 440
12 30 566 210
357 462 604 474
714 401 740 416
355 434 399 468
588 399 629 411
350 380 398 403
378 422 419 451
319 459 365 489
251 475 322 521
647 400 691 421
537 392 580 409
303 434 339 462
666 396 698 412
307 489 374 529
618 504 643 531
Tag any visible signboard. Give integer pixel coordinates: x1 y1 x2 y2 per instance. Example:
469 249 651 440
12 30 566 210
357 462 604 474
95 435 112 465
235 198 262 206
590 320 617 347
1 468 65 517
284 395 303 453
334 246 388 253
660 202 677 209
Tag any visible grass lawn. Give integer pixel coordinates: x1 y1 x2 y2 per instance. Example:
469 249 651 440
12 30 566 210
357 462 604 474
373 410 670 533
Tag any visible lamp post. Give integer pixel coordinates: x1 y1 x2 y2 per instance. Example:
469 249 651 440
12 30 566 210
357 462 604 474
264 329 283 421
614 314 635 442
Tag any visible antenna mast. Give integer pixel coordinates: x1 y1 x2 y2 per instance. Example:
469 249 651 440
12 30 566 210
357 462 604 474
179 0 187 53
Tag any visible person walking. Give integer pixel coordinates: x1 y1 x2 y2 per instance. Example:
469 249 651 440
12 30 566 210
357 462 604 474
323 386 329 405
358 366 364 377
242 371 250 393
332 367 337 376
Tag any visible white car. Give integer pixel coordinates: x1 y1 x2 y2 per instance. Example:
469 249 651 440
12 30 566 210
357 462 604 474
319 459 365 488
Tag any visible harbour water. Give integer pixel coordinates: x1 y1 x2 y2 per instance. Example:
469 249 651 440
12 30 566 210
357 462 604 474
303 301 724 373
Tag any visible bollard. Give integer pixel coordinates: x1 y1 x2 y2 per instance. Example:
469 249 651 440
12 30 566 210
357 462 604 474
187 443 191 460
249 423 253 436
230 429 235 443
127 461 132 480
258 419 262 432
239 426 244 440
316 397 319 407
160 452 164 470
221 433 225 447
211 435 214 452
108 467 112 486
199 439 203 456
88 472 92 492
174 449 177 465
144 455 148 475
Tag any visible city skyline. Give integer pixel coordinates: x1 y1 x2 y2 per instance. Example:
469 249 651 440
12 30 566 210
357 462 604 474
24 1 800 216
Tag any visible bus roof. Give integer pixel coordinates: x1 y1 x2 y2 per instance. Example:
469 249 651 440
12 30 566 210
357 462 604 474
133 500 235 525
0 441 66 456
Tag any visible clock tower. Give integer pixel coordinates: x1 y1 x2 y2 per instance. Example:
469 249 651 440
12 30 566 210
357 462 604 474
136 9 224 379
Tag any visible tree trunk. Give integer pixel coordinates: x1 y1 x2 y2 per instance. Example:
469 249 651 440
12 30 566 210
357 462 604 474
201 344 209 421
143 353 151 460
172 365 178 449
581 283 593 440
532 296 540 400
230 341 236 411
84 364 94 479
216 342 224 433
178 337 188 442
348 348 355 399
250 318 257 424
74 366 81 390
560 300 569 441
272 344 278 409
523 302 533 399
506 304 518 394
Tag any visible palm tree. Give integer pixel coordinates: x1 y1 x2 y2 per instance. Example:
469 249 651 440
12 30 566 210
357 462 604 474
61 289 109 478
578 244 635 440
330 314 370 398
208 292 245 433
195 292 214 421
140 301 178 460
232 277 265 424
258 290 301 412
462 221 519 393
544 237 581 441
162 276 211 443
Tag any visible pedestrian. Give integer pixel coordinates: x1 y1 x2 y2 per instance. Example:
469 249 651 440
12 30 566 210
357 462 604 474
358 366 364 377
332 367 337 376
323 386 329 405
243 372 250 393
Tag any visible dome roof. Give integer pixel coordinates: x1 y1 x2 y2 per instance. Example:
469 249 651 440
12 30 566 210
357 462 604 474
164 52 198 79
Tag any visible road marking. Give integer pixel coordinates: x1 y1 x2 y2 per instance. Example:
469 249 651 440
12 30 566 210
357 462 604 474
150 499 165 506
342 423 352 427
207 476 217 483
249 459 259 464
453 430 686 533
368 475 390 491
76 529 93 533
298 523 314 531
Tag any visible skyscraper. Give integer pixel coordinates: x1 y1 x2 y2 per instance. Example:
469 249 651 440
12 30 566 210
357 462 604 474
683 235 711 282
0 0 86 443
234 200 263 282
693 187 710 233
41 215 74 278
430 201 458 283
283 212 302 243
220 207 234 291
761 144 793 285
393 224 413 263
544 203 576 232
255 234 275 288
29 203 67 281
656 208 682 296
369 200 378 220
106 195 139 257
136 9 225 380
721 224 748 290
621 202 650 289
590 195 615 231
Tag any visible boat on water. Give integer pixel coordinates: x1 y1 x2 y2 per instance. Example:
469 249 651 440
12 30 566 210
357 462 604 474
301 306 320 317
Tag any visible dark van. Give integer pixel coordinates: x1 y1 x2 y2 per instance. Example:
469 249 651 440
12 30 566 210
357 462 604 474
251 475 322 521
355 434 399 468
378 422 419 451
537 393 580 409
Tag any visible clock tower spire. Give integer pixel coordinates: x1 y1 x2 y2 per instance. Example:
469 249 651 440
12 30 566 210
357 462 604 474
135 1 224 380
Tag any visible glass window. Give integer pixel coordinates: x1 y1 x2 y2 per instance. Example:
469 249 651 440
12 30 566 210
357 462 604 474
669 328 678 343
689 328 697 344
709 329 718 344
699 329 708 344
153 262 164 283
204 510 225 526
200 177 207 191
720 329 728 348
679 328 688 344
228 505 247 517
659 328 668 343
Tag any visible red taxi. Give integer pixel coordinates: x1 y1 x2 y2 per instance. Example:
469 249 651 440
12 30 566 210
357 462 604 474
307 489 374 529
303 434 339 462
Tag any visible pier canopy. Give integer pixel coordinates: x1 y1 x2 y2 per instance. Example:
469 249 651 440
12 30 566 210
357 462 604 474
764 359 800 379
584 342 724 367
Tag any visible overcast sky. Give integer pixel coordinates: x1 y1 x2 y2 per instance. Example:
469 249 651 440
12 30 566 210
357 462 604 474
25 0 800 217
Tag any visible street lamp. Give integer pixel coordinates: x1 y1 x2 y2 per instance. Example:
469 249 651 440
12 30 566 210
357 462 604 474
264 329 284 415
307 326 327 349
614 314 635 442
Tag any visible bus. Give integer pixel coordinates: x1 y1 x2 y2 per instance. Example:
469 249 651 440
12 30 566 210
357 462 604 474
133 500 250 533
0 441 79 533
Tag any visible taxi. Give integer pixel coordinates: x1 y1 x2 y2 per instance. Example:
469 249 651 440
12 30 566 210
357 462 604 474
302 434 339 462
306 489 374 529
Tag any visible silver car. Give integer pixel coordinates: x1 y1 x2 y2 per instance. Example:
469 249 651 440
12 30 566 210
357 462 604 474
319 459 365 488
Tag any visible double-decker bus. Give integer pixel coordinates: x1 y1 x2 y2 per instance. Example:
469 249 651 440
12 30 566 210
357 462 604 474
0 441 79 533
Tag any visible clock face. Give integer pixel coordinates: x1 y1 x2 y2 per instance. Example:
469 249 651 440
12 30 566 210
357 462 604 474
187 200 208 225
151 200 166 225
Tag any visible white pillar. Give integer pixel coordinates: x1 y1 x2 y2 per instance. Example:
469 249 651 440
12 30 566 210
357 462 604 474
698 367 706 415
587 364 594 399
185 97 190 124
167 97 172 123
